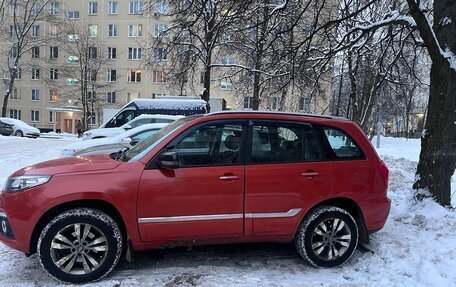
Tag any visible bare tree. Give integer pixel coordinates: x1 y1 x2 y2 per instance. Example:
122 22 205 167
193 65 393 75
0 0 52 117
144 0 252 111
57 18 114 131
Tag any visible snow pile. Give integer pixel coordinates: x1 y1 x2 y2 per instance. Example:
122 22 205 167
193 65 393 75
133 99 207 111
0 136 455 286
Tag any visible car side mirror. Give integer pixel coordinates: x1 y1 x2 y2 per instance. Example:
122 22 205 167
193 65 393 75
121 137 132 144
156 151 179 169
123 124 132 130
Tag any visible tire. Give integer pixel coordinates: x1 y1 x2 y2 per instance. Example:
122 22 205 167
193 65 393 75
38 208 123 284
295 206 359 268
15 130 23 137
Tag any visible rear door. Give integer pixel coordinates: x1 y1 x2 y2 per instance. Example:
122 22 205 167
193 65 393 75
244 120 333 236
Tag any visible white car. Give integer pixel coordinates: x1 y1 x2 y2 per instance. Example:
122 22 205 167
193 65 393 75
0 117 40 138
61 123 168 157
83 114 183 140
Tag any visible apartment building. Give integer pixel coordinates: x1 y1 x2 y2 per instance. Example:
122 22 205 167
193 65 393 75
3 0 331 133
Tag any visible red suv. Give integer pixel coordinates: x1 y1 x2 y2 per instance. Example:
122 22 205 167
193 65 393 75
0 112 390 283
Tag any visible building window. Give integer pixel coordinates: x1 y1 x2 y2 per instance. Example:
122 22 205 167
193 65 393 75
67 34 79 42
88 112 96 125
49 25 58 37
107 70 117 82
244 97 253 109
31 110 39 122
128 1 144 14
9 3 20 16
50 2 59 15
128 24 142 37
154 24 167 37
267 97 279 111
154 0 169 14
31 46 40 58
87 70 97 82
50 68 59 80
108 24 117 37
66 78 79 85
50 46 58 59
126 92 140 102
50 89 60 102
9 89 21 100
68 11 79 19
152 70 166 83
299 97 311 112
127 70 141 83
12 68 21 80
10 25 21 37
32 25 40 37
10 46 18 58
108 1 118 14
107 47 117 59
49 111 54 123
220 81 233 91
31 68 40 80
88 2 98 15
32 89 40 101
107 92 116 103
153 47 167 61
87 91 96 102
200 72 205 84
88 24 97 37
89 47 97 59
128 47 142 60
10 109 21 120
67 55 79 64
221 56 235 65
31 3 41 15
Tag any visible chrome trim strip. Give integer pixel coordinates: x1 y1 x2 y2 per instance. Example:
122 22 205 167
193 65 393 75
138 213 243 223
245 208 302 219
138 208 301 223
0 212 7 218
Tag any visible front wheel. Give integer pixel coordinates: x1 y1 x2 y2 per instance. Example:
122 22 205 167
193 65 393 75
38 208 123 283
295 206 359 268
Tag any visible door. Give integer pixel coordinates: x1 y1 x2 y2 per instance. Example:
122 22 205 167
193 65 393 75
64 119 73 133
137 121 246 242
245 121 333 236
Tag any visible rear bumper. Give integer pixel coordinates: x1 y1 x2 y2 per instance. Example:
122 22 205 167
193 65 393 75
363 196 391 232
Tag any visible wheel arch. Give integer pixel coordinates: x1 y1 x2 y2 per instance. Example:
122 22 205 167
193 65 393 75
300 197 369 244
29 199 127 255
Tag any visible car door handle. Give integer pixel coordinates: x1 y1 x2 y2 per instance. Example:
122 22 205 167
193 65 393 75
219 175 241 181
301 172 319 177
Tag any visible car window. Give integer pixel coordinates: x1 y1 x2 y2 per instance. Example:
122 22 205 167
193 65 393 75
170 123 243 167
129 118 151 128
323 127 363 159
131 130 159 145
114 110 135 126
251 122 321 163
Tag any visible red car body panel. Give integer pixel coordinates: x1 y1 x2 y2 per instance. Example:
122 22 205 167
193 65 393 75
0 112 390 254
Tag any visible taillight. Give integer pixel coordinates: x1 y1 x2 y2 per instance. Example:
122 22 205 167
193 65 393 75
379 160 389 188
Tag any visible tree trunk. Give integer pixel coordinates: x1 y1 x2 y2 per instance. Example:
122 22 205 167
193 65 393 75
407 0 456 206
413 59 456 206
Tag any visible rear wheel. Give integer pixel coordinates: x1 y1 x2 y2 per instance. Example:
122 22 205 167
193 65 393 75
38 208 123 283
295 206 358 267
14 130 23 137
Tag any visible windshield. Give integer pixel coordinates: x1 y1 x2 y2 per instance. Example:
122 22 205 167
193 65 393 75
124 115 200 162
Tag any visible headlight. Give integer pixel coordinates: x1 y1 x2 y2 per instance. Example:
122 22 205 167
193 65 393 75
60 149 76 157
4 175 51 192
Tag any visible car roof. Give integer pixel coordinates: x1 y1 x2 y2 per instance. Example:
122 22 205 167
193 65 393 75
204 110 349 121
131 114 184 120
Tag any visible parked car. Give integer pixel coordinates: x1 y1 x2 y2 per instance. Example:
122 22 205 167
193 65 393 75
0 120 14 136
0 111 390 283
83 114 182 140
0 118 40 138
61 123 168 157
102 98 207 129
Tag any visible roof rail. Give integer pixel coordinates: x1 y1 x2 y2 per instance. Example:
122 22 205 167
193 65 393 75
205 110 349 121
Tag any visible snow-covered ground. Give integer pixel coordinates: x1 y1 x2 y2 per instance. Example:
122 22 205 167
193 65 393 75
0 135 455 287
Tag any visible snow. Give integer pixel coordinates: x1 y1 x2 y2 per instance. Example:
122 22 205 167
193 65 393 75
0 136 455 286
133 99 207 110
